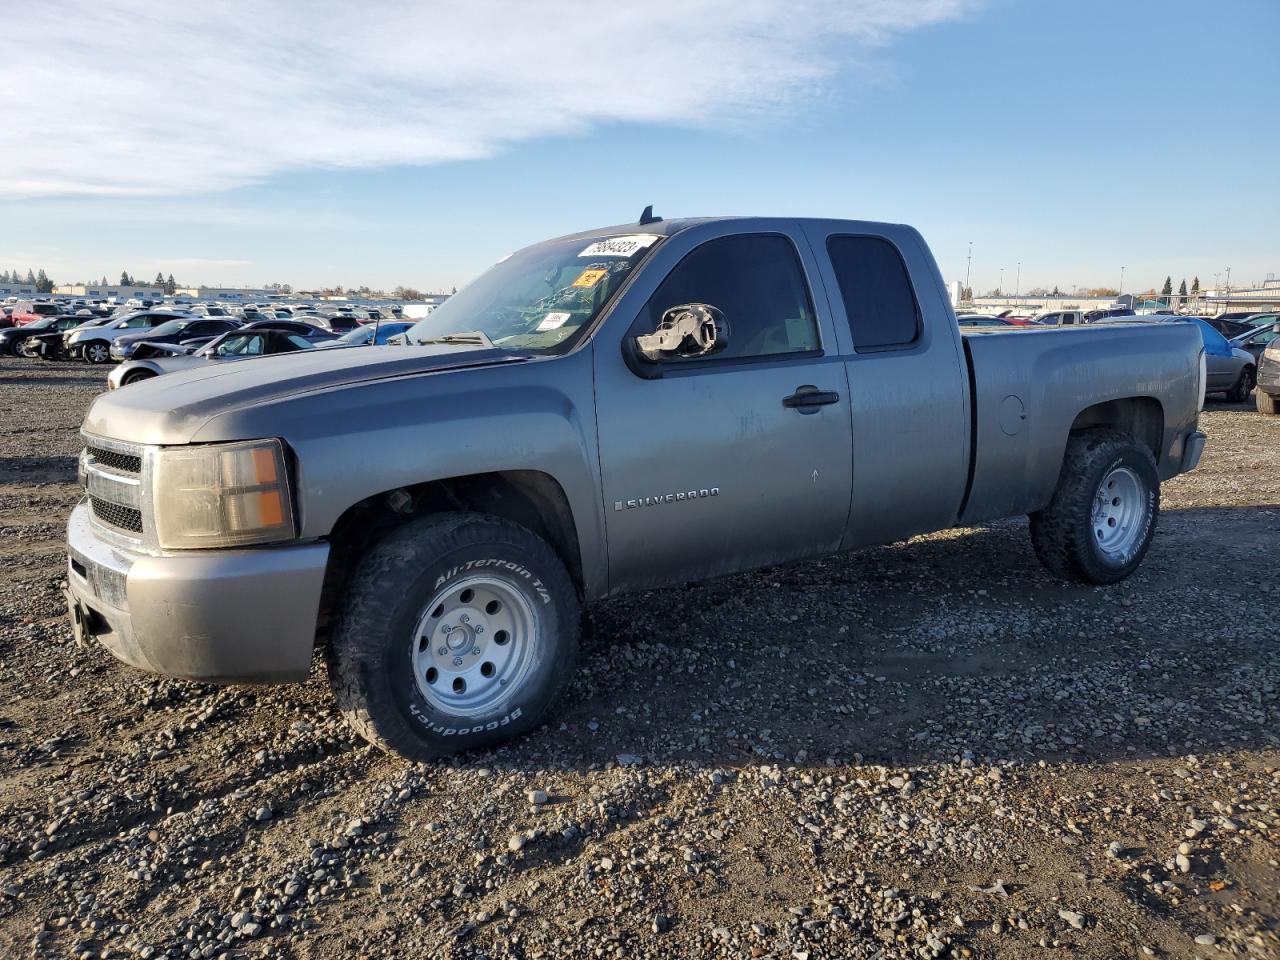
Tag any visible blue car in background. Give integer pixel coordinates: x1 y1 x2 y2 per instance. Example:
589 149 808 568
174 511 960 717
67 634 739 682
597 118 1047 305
316 321 414 348
1099 315 1256 402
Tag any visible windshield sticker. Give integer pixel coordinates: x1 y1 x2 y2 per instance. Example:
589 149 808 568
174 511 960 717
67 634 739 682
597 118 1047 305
536 312 572 332
578 234 660 258
571 268 609 289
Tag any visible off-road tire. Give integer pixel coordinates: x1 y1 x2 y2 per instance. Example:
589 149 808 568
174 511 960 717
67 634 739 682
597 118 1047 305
1029 430 1160 585
327 512 579 761
1257 390 1279 415
1226 366 1255 403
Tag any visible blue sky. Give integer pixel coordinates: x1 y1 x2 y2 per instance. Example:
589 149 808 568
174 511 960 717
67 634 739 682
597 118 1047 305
2 0 1275 295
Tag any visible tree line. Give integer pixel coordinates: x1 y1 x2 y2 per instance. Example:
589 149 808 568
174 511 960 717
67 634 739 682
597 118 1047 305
0 268 55 293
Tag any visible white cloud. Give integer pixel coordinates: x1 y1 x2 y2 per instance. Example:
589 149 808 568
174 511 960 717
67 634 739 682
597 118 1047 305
3 0 974 198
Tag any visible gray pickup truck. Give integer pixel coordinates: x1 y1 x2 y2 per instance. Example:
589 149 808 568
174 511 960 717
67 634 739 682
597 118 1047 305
67 215 1207 760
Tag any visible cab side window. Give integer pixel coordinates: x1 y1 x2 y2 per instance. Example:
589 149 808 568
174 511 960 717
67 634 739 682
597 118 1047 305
637 234 819 362
826 235 921 352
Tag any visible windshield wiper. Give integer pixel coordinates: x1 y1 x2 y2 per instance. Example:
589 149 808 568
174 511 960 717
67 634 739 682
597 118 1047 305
414 330 495 348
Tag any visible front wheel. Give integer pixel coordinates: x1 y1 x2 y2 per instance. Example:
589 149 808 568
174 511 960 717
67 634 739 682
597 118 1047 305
1226 366 1255 403
327 513 580 761
83 341 111 364
121 370 156 386
1029 430 1160 585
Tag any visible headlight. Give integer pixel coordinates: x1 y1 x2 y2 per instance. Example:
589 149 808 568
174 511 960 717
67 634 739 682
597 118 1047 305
152 439 296 549
1265 340 1280 361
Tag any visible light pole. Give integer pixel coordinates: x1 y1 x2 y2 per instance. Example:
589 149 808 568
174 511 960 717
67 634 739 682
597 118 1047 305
964 241 972 301
1015 261 1021 302
999 267 1004 296
1119 266 1125 297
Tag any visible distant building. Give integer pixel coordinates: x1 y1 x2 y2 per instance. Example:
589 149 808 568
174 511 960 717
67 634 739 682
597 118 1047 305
175 286 276 301
968 293 1135 314
1202 276 1280 312
0 284 40 298
54 284 164 300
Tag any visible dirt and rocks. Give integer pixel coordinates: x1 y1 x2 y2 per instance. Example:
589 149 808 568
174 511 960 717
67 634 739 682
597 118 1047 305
0 355 1276 960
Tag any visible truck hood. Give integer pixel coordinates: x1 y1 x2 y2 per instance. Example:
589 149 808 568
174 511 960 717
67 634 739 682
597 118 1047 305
85 344 527 445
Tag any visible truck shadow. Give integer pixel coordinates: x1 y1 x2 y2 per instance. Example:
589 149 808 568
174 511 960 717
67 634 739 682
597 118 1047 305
476 503 1280 773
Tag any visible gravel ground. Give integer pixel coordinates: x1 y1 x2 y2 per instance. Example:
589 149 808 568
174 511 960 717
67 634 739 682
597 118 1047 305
0 355 1276 960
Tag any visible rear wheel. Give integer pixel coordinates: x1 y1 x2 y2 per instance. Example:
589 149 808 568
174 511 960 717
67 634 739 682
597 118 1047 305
1029 430 1160 585
1258 390 1279 416
1226 366 1255 403
327 513 580 761
83 341 111 364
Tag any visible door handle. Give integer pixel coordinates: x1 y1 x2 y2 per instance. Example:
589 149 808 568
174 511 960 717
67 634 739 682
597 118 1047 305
782 385 840 412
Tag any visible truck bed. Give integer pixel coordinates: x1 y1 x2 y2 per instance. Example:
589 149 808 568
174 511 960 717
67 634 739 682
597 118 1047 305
957 321 1204 525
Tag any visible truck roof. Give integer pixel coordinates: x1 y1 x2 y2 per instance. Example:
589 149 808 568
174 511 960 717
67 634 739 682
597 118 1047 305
542 216 911 246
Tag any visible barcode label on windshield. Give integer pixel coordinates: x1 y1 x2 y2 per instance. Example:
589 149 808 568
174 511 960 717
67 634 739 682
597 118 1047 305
536 312 571 331
578 234 660 258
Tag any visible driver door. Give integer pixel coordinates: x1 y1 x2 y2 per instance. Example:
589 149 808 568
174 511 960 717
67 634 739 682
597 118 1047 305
593 229 853 594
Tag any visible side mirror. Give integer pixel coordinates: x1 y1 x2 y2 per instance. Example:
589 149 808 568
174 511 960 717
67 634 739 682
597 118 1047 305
634 303 729 362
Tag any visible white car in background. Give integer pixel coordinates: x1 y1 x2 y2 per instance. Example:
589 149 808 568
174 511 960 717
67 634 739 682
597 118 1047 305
64 309 190 363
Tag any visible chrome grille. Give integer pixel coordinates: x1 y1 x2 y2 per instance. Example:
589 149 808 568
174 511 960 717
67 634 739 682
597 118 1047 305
82 435 148 542
86 446 141 474
90 496 144 533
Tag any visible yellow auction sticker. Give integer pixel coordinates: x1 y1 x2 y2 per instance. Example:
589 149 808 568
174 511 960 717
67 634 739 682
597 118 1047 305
572 268 608 289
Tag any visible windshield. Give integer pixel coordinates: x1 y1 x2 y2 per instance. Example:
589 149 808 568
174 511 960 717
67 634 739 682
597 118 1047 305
147 318 192 337
23 317 57 331
405 233 662 354
209 333 265 356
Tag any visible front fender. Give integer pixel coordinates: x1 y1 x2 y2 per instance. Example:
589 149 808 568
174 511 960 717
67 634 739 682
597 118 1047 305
191 348 607 598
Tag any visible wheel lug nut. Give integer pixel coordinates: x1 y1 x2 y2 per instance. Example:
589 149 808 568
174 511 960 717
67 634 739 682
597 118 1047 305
442 624 452 633
474 625 484 634
460 614 471 624
472 647 481 655
437 646 446 655
453 656 463 666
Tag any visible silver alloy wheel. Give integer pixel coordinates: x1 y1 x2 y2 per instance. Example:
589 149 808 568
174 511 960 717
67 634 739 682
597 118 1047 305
409 575 538 717
85 342 110 364
1091 465 1145 563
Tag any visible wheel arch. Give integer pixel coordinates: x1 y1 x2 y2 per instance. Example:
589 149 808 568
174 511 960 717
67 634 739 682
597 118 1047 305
316 470 585 643
1067 395 1164 461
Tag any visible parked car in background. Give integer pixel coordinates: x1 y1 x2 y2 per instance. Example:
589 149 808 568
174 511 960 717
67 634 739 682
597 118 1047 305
1257 334 1280 415
315 321 415 347
21 316 112 360
9 301 64 327
189 304 230 317
1034 310 1084 326
66 310 191 363
1084 308 1135 323
110 317 244 361
1228 321 1278 365
956 315 1014 327
107 325 323 388
1099 315 1255 401
311 311 361 332
0 314 82 355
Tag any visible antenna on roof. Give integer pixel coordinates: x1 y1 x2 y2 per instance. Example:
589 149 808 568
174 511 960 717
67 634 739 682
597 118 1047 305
638 205 662 225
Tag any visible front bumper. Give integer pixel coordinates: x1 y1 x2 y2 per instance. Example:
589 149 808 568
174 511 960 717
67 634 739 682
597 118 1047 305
65 501 330 683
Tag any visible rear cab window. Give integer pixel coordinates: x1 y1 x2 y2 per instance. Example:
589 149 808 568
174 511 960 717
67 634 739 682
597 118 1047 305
825 235 922 352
